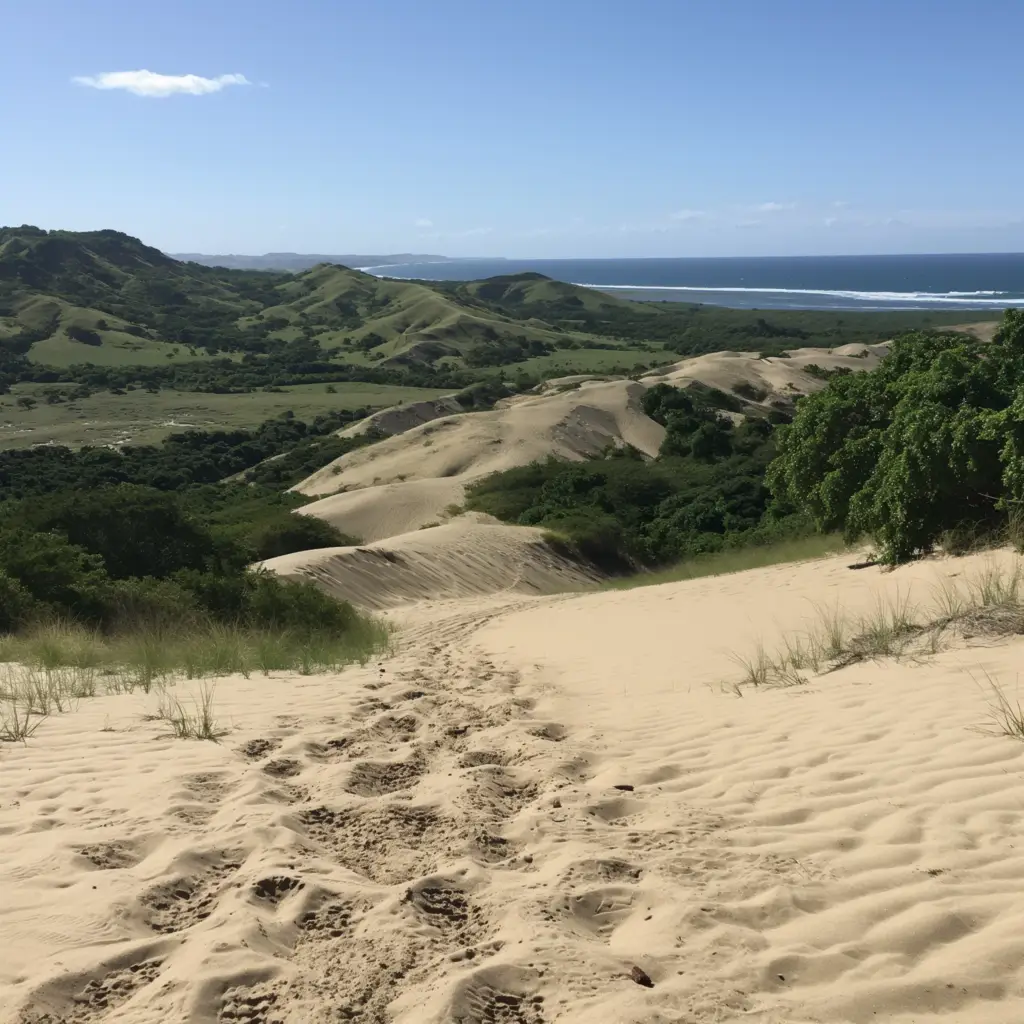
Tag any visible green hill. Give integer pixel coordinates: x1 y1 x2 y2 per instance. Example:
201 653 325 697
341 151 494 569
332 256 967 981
0 226 999 388
254 264 593 366
0 226 284 360
456 271 652 314
0 229 622 371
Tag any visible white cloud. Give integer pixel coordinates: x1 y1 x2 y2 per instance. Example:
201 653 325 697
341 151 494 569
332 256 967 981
669 208 707 222
414 218 434 228
824 216 838 227
756 201 797 212
73 70 251 97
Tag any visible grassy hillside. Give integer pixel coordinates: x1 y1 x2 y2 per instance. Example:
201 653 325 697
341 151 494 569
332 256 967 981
251 264 622 368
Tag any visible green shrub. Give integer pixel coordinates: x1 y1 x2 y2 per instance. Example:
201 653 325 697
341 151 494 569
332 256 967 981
249 514 354 560
0 571 36 631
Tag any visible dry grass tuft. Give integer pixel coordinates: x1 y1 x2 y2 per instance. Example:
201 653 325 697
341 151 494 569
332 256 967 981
726 558 1024 691
153 683 224 741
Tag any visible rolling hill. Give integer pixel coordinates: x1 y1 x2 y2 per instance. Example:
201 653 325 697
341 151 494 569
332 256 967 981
0 227 650 373
171 251 455 272
0 226 999 409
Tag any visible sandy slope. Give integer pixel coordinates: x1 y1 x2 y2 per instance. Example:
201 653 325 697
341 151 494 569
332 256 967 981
293 345 889 543
261 518 603 611
643 343 889 403
294 379 664 541
4 549 1024 1023
336 396 464 440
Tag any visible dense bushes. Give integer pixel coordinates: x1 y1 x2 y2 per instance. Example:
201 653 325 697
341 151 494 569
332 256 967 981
0 409 376 500
0 483 356 633
466 390 803 570
767 310 1024 563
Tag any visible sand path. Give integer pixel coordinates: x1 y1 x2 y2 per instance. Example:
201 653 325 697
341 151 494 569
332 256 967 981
3 552 1024 1023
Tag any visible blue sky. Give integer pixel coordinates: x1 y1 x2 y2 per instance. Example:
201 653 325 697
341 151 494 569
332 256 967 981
3 0 1023 258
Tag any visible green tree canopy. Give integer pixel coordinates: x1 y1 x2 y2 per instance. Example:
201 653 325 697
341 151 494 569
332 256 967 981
766 310 1024 563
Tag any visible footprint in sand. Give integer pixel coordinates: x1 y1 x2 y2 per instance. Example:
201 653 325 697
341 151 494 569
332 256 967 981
296 894 355 940
261 758 304 779
586 795 644 825
467 830 522 865
403 876 487 943
544 886 636 941
182 772 230 801
460 750 509 768
138 853 241 933
76 839 145 871
447 964 547 1024
299 804 454 884
305 736 353 762
250 875 304 906
528 723 569 743
218 980 283 1024
562 857 644 885
27 954 167 1024
368 713 420 744
345 757 425 796
238 738 281 760
466 766 539 821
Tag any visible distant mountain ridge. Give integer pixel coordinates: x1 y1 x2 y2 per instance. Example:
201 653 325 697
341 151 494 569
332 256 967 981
171 252 460 272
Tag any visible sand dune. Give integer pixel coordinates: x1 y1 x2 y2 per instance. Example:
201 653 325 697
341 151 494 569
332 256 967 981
261 518 603 611
643 342 890 407
336 395 464 440
4 548 1024 1023
294 379 664 540
294 345 890 544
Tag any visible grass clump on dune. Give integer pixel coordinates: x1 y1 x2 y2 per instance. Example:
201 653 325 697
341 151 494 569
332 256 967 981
0 616 391 744
726 559 1024 691
0 615 391 690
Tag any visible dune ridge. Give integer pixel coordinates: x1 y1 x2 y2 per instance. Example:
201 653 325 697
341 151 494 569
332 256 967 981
261 518 604 611
294 378 664 541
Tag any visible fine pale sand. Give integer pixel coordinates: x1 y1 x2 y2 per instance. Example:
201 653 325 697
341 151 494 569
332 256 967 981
4 549 1024 1023
261 519 603 611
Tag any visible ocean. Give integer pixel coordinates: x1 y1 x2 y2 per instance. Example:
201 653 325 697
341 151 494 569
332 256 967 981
359 253 1024 312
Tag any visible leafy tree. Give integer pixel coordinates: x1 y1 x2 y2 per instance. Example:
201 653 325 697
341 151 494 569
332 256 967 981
767 314 1024 562
67 325 102 346
0 527 110 619
248 515 355 561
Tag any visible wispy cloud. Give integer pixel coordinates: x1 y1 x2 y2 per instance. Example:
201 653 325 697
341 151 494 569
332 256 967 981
416 225 492 240
73 70 251 97
414 218 433 228
669 208 708 222
756 201 797 213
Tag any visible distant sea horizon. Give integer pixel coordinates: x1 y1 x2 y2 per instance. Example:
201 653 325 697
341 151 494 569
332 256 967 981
359 253 1024 312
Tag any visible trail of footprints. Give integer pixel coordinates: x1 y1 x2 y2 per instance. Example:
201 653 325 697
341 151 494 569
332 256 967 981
20 646 662 1024
226 653 569 1022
